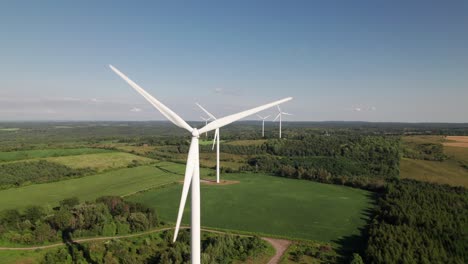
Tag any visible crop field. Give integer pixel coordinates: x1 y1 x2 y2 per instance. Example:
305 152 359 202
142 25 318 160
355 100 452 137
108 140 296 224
0 163 183 211
46 152 155 171
225 139 267 146
400 158 468 187
0 148 112 163
127 172 373 245
444 136 468 148
400 135 468 187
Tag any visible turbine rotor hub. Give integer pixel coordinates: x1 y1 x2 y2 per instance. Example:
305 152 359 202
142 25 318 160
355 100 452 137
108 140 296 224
192 128 200 138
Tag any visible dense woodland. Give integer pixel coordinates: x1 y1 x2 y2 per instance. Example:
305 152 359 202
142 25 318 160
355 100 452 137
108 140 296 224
402 141 447 161
365 179 467 263
0 196 157 245
0 160 94 189
41 230 268 264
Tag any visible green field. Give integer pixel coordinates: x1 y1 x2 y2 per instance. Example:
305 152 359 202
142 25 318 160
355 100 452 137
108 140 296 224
46 152 155 171
0 250 48 264
0 163 182 211
127 172 373 244
0 148 112 163
0 128 20 132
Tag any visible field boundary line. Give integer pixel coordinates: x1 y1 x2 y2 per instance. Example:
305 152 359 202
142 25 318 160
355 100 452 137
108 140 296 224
120 181 178 197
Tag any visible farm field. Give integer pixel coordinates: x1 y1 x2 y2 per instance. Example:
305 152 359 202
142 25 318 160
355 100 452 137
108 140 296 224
46 152 155 171
127 172 373 245
0 163 183 211
0 148 112 163
400 158 468 187
443 136 468 148
400 135 468 187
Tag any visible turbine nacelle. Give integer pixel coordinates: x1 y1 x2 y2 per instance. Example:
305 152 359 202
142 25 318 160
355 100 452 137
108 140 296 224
192 128 200 138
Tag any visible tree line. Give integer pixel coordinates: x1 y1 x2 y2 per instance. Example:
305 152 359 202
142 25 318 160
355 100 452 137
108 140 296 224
0 196 157 245
42 230 268 264
0 160 94 190
365 179 467 263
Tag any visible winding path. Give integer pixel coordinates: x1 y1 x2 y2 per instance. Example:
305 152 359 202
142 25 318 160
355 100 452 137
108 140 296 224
0 227 291 264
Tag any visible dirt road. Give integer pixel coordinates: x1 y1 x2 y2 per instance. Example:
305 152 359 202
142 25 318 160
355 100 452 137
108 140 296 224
262 237 292 264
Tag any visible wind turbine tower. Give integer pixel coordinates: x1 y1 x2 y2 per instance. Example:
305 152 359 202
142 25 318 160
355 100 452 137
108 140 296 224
196 103 221 183
256 114 270 137
109 64 292 264
274 105 292 138
200 116 211 137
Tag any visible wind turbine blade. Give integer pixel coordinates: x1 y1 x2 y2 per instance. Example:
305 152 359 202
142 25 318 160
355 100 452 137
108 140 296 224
109 65 193 132
256 114 264 119
199 97 292 134
212 128 218 150
196 103 217 120
282 112 293 116
273 113 281 121
277 105 281 112
264 115 271 120
173 138 198 242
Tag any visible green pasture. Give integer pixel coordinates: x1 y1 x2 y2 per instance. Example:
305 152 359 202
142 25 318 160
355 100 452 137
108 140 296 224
46 152 155 171
127 172 373 244
0 148 112 163
0 128 20 132
0 163 183 211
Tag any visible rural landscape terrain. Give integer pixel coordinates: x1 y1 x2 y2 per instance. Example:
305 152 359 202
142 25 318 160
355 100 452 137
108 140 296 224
0 121 466 263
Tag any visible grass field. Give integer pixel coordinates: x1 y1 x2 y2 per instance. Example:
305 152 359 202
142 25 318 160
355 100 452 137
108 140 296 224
127 172 373 245
0 163 183 211
400 158 468 187
46 152 155 171
444 136 468 148
225 139 267 146
0 148 112 163
0 128 20 132
400 136 468 187
0 249 48 264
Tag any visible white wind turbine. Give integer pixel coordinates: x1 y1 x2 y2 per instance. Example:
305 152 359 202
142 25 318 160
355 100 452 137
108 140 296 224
273 105 292 138
109 65 292 264
200 116 211 137
196 103 221 184
256 114 270 137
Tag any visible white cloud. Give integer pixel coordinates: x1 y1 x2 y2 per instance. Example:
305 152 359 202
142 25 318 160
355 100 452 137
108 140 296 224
347 105 377 112
213 87 242 96
130 107 142 112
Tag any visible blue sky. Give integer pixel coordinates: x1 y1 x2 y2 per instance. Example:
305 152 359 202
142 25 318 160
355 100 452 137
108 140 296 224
0 1 467 122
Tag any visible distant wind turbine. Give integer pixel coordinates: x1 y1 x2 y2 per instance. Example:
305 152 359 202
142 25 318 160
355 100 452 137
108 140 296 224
196 103 221 183
109 64 292 264
256 114 270 137
200 116 211 137
273 105 292 138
